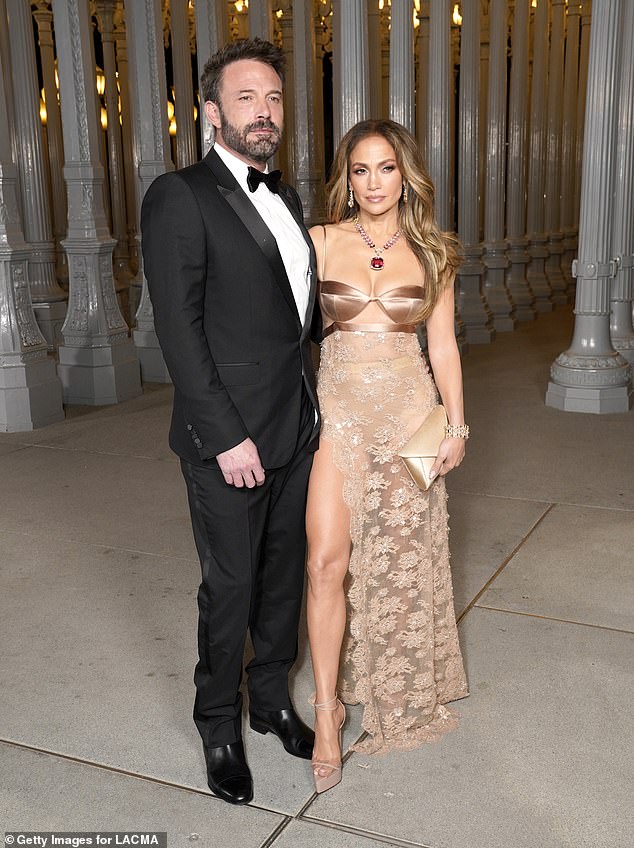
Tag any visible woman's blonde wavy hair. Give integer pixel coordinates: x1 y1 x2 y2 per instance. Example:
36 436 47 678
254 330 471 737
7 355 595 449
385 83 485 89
326 119 461 322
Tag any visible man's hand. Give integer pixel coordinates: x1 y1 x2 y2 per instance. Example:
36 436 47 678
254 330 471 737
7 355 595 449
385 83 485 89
216 437 265 488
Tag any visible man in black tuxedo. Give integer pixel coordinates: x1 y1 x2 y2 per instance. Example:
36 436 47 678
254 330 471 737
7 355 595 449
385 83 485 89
141 38 320 806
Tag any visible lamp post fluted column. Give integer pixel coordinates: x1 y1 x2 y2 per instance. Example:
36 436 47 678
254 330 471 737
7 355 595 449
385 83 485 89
544 0 567 304
368 1 383 120
574 1 592 251
97 0 131 314
389 0 414 133
416 1 430 160
171 0 198 170
456 0 493 343
609 0 634 364
560 3 581 296
33 0 68 288
312 3 327 215
194 0 229 157
526 0 553 312
482 0 515 331
127 0 174 383
278 3 296 184
546 0 630 413
249 0 273 39
0 0 15 153
380 5 390 120
51 0 141 405
478 15 489 232
427 0 452 230
0 14 63 431
114 6 139 285
5 0 67 351
505 0 535 321
292 0 325 223
332 0 370 147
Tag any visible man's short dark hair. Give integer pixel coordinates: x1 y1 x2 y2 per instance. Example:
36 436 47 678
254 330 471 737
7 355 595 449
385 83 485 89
200 37 285 104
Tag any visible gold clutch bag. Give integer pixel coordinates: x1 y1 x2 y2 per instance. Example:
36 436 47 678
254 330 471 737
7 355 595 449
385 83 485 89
398 405 448 491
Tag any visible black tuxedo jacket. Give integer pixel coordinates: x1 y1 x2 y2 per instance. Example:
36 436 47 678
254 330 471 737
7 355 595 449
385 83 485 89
141 148 320 469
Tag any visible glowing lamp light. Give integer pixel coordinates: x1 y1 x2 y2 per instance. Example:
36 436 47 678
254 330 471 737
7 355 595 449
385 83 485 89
96 69 106 97
40 98 47 126
100 106 108 130
452 3 462 25
167 98 177 135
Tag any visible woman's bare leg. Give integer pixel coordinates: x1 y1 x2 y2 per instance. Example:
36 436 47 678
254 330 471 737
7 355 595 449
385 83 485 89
306 437 351 778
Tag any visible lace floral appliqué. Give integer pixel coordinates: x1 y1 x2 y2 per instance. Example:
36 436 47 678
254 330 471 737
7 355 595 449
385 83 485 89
318 330 469 755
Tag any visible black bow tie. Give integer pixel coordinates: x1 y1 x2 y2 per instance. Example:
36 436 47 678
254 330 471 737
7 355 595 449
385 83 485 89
247 167 282 194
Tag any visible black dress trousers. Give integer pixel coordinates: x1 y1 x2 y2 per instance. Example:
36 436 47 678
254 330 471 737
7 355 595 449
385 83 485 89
180 388 315 749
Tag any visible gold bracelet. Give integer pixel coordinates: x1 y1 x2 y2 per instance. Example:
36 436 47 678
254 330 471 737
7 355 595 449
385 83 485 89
445 423 470 439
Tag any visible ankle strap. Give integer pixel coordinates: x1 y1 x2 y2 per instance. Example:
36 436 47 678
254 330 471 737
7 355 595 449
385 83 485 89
311 695 339 710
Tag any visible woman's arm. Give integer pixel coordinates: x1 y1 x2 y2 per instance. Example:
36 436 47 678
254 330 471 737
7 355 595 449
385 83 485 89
425 274 467 479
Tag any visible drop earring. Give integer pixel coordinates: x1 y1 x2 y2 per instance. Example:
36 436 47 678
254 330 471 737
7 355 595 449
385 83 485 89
348 186 355 208
402 182 408 204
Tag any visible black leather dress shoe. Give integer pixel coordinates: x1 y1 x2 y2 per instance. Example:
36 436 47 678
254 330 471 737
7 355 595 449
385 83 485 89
249 707 315 760
204 740 253 805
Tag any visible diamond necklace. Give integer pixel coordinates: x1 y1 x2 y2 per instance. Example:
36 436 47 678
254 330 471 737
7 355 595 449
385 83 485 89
353 216 403 271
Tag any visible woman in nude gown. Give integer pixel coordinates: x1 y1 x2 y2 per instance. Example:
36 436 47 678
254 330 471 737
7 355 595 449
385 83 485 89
306 119 469 793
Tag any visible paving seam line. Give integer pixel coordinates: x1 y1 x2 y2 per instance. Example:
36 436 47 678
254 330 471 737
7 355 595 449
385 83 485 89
457 502 556 624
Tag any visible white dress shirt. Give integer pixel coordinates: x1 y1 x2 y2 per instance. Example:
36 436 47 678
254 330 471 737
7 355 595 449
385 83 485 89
214 143 311 324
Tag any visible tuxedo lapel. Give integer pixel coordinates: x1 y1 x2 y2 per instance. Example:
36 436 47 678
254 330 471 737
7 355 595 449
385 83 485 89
277 185 316 265
203 150 301 328
277 184 305 233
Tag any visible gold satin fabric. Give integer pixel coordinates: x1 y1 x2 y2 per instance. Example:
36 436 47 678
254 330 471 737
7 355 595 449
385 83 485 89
319 279 425 325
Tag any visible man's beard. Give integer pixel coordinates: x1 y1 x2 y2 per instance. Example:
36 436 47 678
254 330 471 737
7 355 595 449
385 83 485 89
218 109 282 164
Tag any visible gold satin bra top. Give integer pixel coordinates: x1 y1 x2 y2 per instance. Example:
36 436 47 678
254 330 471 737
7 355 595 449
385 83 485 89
320 281 425 337
318 227 425 337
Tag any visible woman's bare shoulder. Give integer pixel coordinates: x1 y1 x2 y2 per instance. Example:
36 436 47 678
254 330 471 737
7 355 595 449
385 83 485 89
310 222 354 246
309 221 354 240
308 223 326 241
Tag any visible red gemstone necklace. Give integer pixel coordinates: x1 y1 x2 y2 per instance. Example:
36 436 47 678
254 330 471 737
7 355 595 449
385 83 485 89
354 216 403 271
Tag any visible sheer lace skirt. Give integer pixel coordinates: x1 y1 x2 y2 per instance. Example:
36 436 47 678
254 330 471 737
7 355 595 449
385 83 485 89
317 329 468 754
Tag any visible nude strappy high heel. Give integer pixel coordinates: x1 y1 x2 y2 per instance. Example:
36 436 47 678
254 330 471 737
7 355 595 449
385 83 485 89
310 695 346 794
